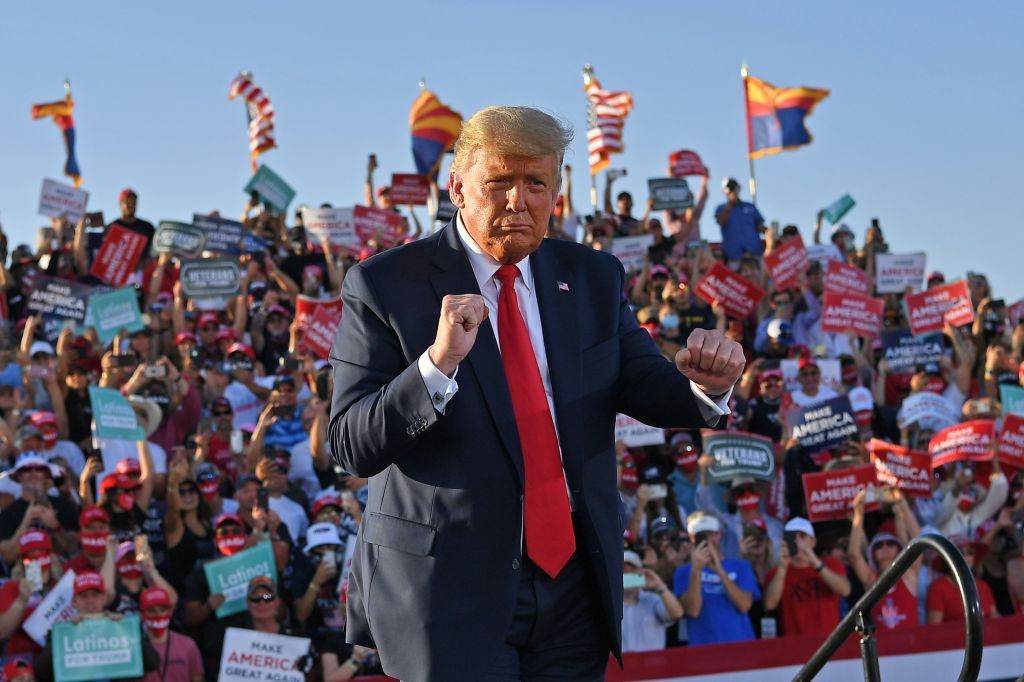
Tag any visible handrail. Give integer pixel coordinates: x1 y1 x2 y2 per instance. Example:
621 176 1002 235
794 533 984 682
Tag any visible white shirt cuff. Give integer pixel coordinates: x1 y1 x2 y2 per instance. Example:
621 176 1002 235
690 381 733 425
418 349 458 415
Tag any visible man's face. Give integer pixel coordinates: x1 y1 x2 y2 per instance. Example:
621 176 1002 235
235 481 259 509
450 149 558 264
797 364 821 393
73 589 106 615
772 294 794 320
617 194 632 215
17 464 50 494
121 195 137 219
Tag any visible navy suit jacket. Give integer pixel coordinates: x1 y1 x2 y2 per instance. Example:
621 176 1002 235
329 221 720 682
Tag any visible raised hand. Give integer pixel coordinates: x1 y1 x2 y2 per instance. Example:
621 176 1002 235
428 295 489 377
675 329 745 396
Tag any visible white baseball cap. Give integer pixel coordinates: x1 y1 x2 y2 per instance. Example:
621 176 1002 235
784 517 815 538
303 522 344 554
848 386 874 414
623 550 643 568
686 513 721 535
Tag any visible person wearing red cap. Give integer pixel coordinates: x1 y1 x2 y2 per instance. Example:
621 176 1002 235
107 187 156 258
0 530 57 654
139 587 204 682
63 506 117 587
2 658 33 682
789 357 839 407
737 363 785 443
109 538 178 616
251 302 293 371
27 409 87 479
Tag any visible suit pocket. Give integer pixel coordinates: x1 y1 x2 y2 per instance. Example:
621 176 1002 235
362 512 437 556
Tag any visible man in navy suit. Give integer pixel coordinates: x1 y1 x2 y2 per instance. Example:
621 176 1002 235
329 106 745 682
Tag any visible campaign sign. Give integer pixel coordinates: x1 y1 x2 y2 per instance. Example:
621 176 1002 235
301 207 359 251
805 242 841 267
204 541 277 618
52 614 143 682
154 221 206 257
802 465 879 522
668 149 708 177
928 420 996 468
896 391 960 432
353 205 403 248
647 178 694 211
87 287 144 343
301 304 343 360
821 292 884 338
904 280 974 336
1008 298 1024 326
875 252 926 293
997 414 1024 470
694 262 765 319
39 178 89 223
822 194 855 225
27 276 90 322
614 414 665 447
23 569 76 645
868 440 932 497
389 173 430 205
193 214 244 256
763 234 810 291
242 233 267 254
219 627 311 682
435 191 457 223
610 235 654 272
245 165 295 214
90 226 147 287
295 295 344 330
180 259 241 298
790 395 858 452
701 430 776 482
1000 384 1024 417
824 259 869 296
881 331 945 374
89 386 145 441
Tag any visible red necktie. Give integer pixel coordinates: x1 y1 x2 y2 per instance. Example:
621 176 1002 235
495 264 575 578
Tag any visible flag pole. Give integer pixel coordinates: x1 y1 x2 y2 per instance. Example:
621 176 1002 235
582 65 598 214
239 70 260 173
740 63 757 206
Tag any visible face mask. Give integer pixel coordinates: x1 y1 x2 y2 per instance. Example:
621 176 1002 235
42 431 58 449
116 493 135 512
81 531 109 556
660 314 679 330
620 468 639 491
923 377 946 394
198 479 219 501
735 492 760 510
675 450 698 472
118 561 144 581
958 494 976 512
216 533 247 556
25 555 51 576
143 614 170 637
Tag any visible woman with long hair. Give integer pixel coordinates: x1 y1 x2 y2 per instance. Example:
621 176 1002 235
164 455 214 596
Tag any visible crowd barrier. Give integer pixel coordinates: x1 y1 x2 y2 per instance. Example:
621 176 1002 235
358 615 1024 681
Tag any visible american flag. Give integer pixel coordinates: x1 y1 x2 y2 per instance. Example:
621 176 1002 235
584 69 634 175
229 73 276 172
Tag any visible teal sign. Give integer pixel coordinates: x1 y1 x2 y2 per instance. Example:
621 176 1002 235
823 194 856 224
703 430 777 482
180 259 242 298
244 165 295 214
86 287 143 344
203 541 277 618
89 386 145 441
52 614 144 681
1001 385 1024 417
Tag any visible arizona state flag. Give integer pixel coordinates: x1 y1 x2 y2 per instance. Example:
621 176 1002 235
31 95 81 187
744 75 829 159
410 90 462 180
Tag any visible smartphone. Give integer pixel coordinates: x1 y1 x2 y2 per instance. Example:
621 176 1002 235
134 534 151 563
28 365 51 379
143 363 167 379
112 354 139 368
864 483 877 504
742 523 764 542
271 405 292 420
991 299 1006 309
25 560 44 592
693 530 710 548
784 531 799 558
321 549 337 569
646 483 668 501
34 489 51 508
230 429 244 454
279 356 302 372
623 573 646 590
256 488 270 513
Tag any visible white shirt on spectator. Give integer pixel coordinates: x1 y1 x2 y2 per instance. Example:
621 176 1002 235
269 493 309 541
789 386 839 407
288 439 323 498
622 591 675 652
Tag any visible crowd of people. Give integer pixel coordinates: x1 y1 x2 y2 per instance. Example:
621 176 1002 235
0 151 1021 681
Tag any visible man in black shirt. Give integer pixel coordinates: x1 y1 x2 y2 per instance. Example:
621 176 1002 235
105 188 156 258
742 368 784 443
0 453 80 563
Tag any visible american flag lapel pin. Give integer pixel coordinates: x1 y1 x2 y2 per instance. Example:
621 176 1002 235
557 281 570 292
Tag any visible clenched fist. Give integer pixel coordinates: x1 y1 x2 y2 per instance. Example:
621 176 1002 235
674 328 745 396
428 295 490 377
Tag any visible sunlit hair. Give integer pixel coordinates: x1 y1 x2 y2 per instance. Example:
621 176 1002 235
451 106 573 181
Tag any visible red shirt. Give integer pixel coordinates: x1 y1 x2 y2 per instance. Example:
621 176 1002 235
872 577 919 630
766 556 845 636
0 580 42 656
927 574 996 621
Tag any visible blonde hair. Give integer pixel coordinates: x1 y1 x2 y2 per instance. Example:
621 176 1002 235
451 106 573 174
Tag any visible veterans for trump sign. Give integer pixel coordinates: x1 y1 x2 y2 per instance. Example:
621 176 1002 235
802 465 879 522
820 292 884 338
869 440 932 497
904 280 975 336
790 395 859 452
694 262 765 319
928 420 996 468
701 430 776 482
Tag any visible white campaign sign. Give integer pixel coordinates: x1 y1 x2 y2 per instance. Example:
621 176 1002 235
38 179 89 223
615 414 665 446
23 569 77 645
611 235 654 272
301 207 359 250
218 627 311 682
875 252 926 293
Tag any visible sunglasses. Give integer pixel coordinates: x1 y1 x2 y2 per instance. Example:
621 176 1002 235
179 486 198 495
212 410 232 417
216 527 245 538
248 592 276 603
19 466 50 475
275 385 295 394
761 378 782 387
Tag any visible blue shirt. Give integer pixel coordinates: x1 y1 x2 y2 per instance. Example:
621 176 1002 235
714 201 764 261
674 558 760 645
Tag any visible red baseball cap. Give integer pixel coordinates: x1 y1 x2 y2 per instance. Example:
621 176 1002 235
311 494 342 518
140 586 172 609
116 458 142 476
174 331 197 345
2 658 31 681
798 357 819 371
198 312 220 328
20 529 52 555
79 506 110 527
119 188 137 202
29 411 58 428
215 327 239 342
74 571 104 595
226 342 256 360
376 185 390 198
265 304 289 318
214 512 245 529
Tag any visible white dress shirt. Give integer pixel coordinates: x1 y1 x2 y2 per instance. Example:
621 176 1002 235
417 214 732 468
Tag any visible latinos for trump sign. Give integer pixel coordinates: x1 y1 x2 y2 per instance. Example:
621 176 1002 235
694 262 765 319
822 194 855 225
89 386 145 441
824 259 868 296
245 165 295 214
763 234 809 292
869 440 932 497
928 420 996 468
90 225 147 287
52 614 144 682
882 331 945 374
802 465 879 522
204 541 277 618
821 292 884 337
701 430 776 482
86 287 144 343
790 395 859 452
904 281 974 336
647 178 694 211
875 252 926 293
1001 385 1024 417
218 627 311 682
997 414 1024 470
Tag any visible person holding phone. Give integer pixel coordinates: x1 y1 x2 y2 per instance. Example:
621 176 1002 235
0 453 80 563
293 522 346 649
673 513 759 645
621 550 682 652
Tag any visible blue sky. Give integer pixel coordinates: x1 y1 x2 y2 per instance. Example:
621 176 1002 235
1 2 1021 299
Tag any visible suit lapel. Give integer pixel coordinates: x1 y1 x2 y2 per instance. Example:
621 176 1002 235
530 242 583 494
430 223 525 487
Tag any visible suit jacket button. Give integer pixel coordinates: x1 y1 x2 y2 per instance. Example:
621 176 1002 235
406 425 415 435
512 558 520 570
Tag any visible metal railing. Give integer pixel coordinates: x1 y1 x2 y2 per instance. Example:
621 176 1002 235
794 533 984 682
